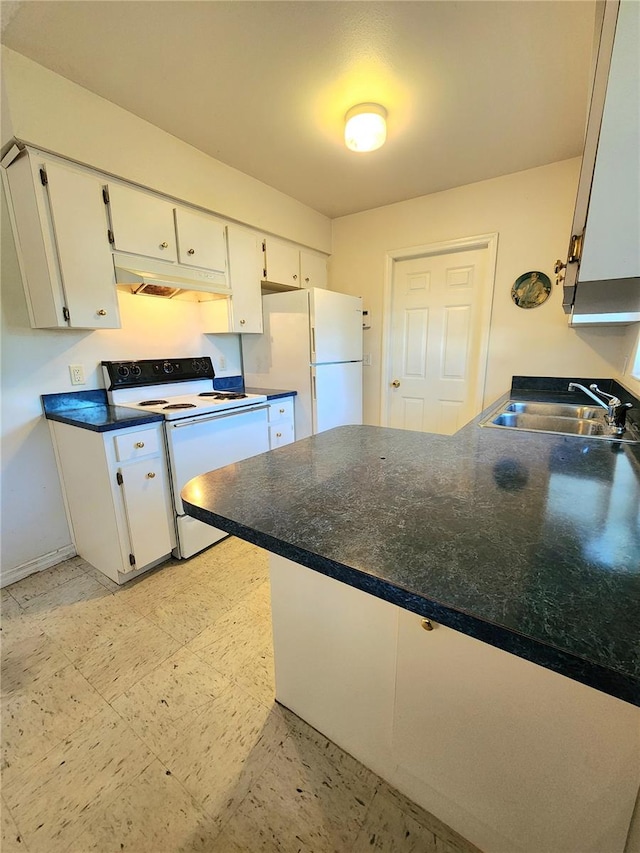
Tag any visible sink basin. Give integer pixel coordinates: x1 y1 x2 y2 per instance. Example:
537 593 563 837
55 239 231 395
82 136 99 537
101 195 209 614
501 401 604 420
480 399 639 443
491 413 606 436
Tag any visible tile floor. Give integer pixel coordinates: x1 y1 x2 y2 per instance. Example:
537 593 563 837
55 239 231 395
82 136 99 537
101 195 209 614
1 537 482 853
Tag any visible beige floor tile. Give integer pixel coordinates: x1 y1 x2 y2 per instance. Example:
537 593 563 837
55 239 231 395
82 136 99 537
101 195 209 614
32 584 146 662
7 560 88 607
198 546 269 603
163 681 288 823
112 647 231 755
188 591 272 657
352 784 439 852
20 572 110 616
223 719 378 853
233 641 276 708
83 565 121 592
76 617 181 702
133 582 231 646
2 663 108 786
1 588 21 619
1 628 71 698
3 706 154 853
1 799 27 852
67 759 223 853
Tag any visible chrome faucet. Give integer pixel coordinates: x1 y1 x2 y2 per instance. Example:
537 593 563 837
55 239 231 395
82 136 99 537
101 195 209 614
568 382 633 435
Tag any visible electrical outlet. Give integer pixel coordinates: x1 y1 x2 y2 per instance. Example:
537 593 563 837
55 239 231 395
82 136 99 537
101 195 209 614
69 364 85 385
219 355 227 371
363 353 372 366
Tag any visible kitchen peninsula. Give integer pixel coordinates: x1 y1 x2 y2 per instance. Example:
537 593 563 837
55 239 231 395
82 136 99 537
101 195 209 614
182 379 640 853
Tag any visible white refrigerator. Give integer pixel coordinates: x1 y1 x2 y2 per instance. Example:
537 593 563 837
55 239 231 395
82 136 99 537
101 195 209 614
242 288 363 439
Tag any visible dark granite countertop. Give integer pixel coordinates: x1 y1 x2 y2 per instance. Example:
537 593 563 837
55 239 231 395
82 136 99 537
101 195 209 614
245 387 297 401
182 377 640 706
42 390 164 432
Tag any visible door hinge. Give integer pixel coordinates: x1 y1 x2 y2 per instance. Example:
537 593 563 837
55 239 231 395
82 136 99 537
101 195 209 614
263 268 267 279
129 553 136 567
102 187 109 205
107 229 115 244
568 233 583 264
116 471 124 485
262 240 266 253
39 167 48 186
62 306 70 322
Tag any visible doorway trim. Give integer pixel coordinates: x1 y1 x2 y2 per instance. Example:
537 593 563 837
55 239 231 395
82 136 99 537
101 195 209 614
379 232 499 427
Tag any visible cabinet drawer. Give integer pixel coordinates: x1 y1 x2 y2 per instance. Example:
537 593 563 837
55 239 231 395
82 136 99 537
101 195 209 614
268 398 294 424
269 423 295 448
114 428 160 462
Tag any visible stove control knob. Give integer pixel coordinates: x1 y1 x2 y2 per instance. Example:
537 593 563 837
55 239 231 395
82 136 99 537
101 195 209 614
163 362 174 374
130 365 142 377
117 365 129 378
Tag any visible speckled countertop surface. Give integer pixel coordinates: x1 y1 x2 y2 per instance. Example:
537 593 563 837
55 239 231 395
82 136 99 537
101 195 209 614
41 390 164 432
182 378 640 706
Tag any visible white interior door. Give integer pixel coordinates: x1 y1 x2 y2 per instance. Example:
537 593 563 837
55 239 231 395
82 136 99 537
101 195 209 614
387 247 490 435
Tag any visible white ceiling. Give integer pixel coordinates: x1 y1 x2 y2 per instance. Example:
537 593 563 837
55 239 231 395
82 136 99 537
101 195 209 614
1 1 596 219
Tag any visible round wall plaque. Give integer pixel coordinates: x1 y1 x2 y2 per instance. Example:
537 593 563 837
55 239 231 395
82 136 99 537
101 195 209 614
511 271 552 309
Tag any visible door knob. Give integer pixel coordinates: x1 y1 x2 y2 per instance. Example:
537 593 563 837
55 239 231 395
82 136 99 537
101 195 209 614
391 380 401 388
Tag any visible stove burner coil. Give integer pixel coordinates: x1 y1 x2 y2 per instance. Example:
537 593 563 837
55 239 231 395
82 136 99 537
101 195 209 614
163 403 197 410
138 399 169 406
198 392 247 400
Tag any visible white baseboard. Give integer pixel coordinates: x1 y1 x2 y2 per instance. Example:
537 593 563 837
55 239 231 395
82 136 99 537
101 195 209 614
1 544 77 588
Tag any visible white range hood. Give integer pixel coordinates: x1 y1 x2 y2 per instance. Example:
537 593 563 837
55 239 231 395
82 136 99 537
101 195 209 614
113 252 229 299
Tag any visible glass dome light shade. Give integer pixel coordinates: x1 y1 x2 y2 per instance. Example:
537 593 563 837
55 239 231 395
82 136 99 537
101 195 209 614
344 103 387 152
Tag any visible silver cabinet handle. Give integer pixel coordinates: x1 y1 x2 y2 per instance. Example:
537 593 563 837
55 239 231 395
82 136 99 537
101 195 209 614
146 472 156 479
240 319 246 325
276 432 282 438
188 248 195 255
304 277 310 283
135 441 145 448
279 408 285 413
293 274 298 280
97 309 107 316
160 241 169 249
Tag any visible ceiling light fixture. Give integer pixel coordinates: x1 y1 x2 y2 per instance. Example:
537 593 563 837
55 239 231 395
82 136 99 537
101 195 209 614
344 103 387 153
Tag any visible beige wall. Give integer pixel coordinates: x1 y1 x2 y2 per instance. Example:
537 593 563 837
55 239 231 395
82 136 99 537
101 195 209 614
1 47 332 254
330 158 635 425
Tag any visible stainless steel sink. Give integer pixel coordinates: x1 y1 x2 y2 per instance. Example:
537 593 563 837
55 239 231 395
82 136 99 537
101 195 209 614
491 412 606 436
481 399 639 443
501 401 604 420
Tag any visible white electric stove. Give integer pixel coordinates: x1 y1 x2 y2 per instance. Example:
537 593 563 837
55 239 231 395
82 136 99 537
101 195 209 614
102 357 270 558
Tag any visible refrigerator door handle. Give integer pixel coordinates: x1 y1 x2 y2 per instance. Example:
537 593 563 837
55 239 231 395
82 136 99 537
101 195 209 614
312 373 317 400
311 326 316 359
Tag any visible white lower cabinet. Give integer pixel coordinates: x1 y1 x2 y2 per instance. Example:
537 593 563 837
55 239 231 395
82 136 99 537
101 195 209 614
270 553 640 853
51 422 175 583
267 397 295 448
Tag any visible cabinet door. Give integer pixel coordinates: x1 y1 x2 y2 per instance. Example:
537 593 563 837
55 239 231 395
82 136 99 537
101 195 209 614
108 182 178 262
263 237 300 287
175 207 228 273
269 423 295 448
300 250 327 289
227 226 263 332
119 456 174 571
44 160 121 329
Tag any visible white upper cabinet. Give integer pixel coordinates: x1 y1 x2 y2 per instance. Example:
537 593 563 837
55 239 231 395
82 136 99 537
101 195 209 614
174 206 227 272
201 225 263 333
107 182 178 262
300 250 328 289
2 149 120 329
263 237 328 290
263 237 301 288
562 0 640 322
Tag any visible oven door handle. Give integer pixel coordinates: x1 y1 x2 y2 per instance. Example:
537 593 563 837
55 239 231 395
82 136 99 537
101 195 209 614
168 404 270 428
